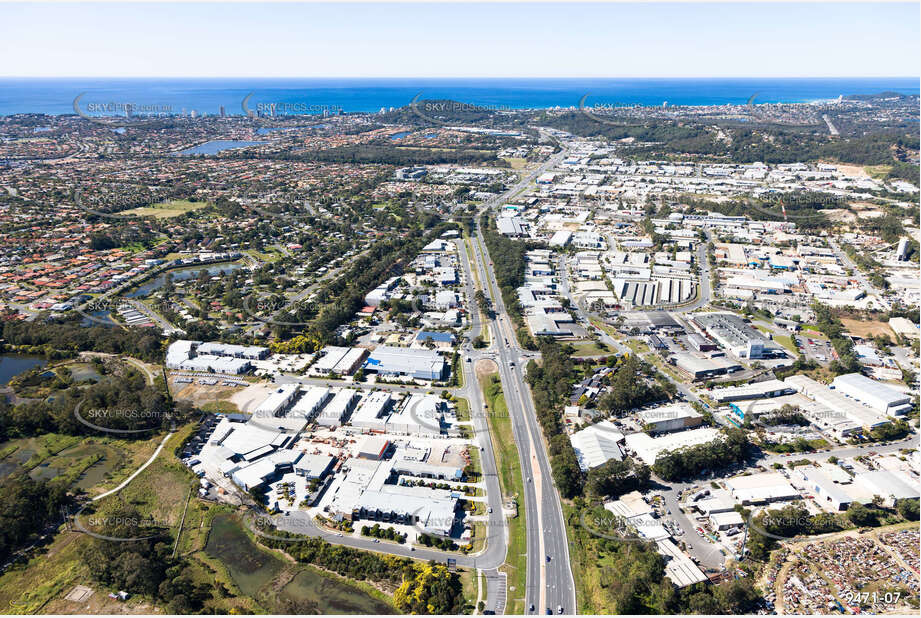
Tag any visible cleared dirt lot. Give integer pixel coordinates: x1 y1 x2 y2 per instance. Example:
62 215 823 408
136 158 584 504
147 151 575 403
172 380 245 411
474 358 498 380
840 317 896 339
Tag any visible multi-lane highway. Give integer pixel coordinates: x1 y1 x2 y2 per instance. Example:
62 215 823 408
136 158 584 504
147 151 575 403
461 140 577 614
263 142 576 614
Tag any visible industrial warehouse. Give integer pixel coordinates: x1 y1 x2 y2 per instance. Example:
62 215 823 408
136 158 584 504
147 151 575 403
182 371 476 546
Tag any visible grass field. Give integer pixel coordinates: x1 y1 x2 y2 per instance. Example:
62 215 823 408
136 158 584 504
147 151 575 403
568 340 611 357
773 333 798 354
120 199 208 219
479 371 526 615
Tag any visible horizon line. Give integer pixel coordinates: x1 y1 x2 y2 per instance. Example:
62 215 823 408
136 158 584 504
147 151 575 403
1 75 918 80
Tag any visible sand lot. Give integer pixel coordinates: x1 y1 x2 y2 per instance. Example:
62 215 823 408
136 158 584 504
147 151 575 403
840 317 895 339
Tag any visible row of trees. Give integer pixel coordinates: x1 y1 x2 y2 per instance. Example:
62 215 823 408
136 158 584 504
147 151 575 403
2 319 165 363
524 338 584 498
270 221 459 343
596 355 672 416
361 523 406 543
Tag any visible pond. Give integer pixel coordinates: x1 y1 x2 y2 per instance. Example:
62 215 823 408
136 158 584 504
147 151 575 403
124 262 243 299
25 443 119 490
67 363 103 383
280 569 396 615
205 514 395 613
0 355 47 386
205 514 285 598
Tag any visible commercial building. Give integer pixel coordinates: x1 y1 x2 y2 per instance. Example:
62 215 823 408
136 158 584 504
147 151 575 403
784 375 890 431
726 393 861 439
311 346 368 376
415 331 456 350
853 470 919 506
569 421 624 471
434 290 460 309
692 313 781 359
795 467 854 511
673 353 742 380
350 391 394 432
294 454 336 480
725 472 798 505
166 339 255 374
231 449 302 492
365 346 447 381
196 342 269 360
710 379 796 403
255 384 300 418
289 386 332 419
497 216 527 237
709 510 744 530
549 230 572 247
888 317 919 340
687 333 718 352
386 394 447 437
364 276 401 307
327 458 459 535
316 389 360 427
637 403 703 433
657 539 708 588
357 436 390 460
831 373 913 416
624 427 723 465
796 467 919 511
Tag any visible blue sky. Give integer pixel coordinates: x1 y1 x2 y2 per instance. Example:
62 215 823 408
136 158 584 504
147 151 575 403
1 2 918 78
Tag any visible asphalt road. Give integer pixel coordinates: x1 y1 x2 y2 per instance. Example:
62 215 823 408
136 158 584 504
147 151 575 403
464 141 578 614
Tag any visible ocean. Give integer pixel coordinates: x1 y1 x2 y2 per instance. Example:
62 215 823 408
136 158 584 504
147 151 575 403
0 77 917 117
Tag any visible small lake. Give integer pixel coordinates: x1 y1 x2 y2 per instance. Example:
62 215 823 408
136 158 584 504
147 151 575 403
125 262 242 299
206 514 285 598
0 355 47 386
177 140 267 155
205 514 395 613
389 131 411 140
256 127 306 135
281 569 395 615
